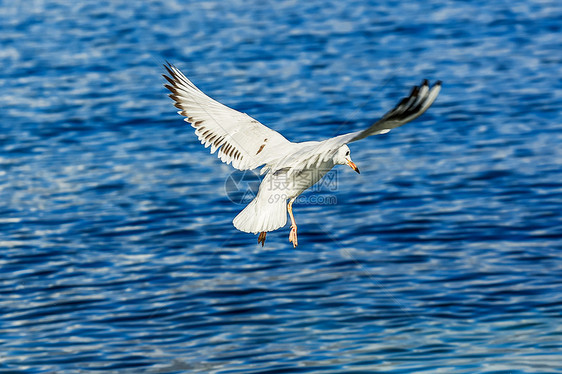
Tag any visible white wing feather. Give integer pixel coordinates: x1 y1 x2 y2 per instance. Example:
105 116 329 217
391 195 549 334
267 80 441 175
163 63 292 171
164 64 441 177
327 79 442 148
268 80 442 175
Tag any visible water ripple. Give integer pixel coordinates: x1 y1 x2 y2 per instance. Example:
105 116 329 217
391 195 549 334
1 0 562 373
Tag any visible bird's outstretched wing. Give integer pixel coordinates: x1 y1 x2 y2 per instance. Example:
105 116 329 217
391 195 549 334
163 63 292 170
329 79 442 146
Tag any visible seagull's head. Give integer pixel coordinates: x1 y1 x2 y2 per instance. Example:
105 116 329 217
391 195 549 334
335 145 360 174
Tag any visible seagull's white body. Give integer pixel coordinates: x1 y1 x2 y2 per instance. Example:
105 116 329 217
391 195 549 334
233 143 339 235
163 63 441 246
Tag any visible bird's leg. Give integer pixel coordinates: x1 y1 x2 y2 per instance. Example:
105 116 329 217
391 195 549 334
258 232 267 247
287 198 298 247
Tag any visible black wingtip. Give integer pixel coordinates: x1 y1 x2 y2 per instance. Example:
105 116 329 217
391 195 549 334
397 97 410 107
435 80 442 86
163 63 174 74
162 73 175 84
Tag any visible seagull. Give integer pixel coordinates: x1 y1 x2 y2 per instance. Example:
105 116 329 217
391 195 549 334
163 63 441 247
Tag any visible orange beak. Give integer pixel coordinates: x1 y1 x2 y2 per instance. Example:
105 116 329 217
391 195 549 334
347 160 360 174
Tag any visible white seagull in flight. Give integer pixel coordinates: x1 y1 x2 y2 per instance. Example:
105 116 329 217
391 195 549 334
163 63 441 247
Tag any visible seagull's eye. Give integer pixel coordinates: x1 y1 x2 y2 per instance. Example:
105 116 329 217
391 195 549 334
345 151 350 156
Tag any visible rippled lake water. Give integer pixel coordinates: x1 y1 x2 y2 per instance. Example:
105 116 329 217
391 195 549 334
1 0 562 373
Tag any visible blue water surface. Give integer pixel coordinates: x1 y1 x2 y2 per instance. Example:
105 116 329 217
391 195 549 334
1 0 562 373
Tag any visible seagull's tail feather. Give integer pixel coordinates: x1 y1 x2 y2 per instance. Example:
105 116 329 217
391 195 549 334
233 195 287 234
